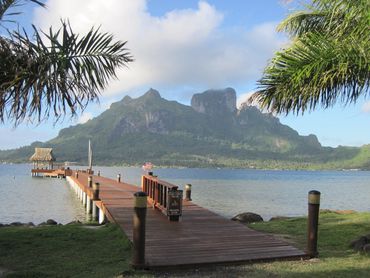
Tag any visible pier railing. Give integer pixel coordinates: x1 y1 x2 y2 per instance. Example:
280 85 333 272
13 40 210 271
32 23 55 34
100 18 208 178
141 175 183 221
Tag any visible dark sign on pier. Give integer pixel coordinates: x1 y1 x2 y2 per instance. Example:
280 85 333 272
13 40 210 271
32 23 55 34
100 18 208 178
167 190 183 216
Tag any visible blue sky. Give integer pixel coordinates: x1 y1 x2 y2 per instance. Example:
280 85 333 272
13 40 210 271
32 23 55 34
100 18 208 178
0 0 369 150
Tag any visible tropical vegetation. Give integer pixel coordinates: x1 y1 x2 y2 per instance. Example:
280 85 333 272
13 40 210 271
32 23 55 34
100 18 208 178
252 0 370 114
0 0 132 125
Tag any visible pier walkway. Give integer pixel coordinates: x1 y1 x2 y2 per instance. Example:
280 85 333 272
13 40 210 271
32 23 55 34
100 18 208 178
68 171 306 268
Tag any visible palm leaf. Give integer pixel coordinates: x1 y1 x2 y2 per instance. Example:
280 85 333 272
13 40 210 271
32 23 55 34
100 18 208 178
0 21 133 124
252 0 370 114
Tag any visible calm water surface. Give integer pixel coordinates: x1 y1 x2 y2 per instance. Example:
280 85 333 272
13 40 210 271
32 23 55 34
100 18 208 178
1 164 370 223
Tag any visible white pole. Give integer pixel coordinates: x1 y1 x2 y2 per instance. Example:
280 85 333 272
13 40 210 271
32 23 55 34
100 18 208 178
99 208 106 224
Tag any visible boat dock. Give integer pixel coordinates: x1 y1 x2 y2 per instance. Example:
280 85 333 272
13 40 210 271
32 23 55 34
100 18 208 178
66 170 306 269
31 168 72 178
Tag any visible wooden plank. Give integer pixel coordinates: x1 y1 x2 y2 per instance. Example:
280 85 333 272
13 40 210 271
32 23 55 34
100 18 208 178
70 171 307 268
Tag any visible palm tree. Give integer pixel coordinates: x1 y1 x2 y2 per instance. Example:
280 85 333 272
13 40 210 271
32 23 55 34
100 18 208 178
0 0 133 125
251 0 369 114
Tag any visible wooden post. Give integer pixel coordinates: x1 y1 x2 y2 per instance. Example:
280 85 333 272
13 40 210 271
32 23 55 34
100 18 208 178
99 208 106 224
117 173 121 183
185 184 192 201
86 196 92 214
82 192 87 206
132 191 147 268
92 182 100 201
97 170 100 176
141 175 146 192
88 176 93 188
92 201 99 221
307 190 321 258
75 171 79 179
91 182 100 222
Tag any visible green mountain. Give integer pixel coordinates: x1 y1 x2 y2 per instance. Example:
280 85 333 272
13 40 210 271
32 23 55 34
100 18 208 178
1 88 369 169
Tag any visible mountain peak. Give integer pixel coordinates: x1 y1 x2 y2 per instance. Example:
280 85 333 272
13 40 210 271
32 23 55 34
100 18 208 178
191 88 237 115
143 88 161 99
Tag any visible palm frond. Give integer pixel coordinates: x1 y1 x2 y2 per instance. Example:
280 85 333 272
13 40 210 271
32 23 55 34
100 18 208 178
253 0 370 114
252 32 370 114
0 0 44 22
0 21 133 124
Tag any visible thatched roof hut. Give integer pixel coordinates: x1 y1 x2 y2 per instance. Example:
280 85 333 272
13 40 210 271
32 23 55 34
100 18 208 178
30 148 56 162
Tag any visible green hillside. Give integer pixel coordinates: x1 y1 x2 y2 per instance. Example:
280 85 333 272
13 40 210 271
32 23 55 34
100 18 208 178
0 88 369 169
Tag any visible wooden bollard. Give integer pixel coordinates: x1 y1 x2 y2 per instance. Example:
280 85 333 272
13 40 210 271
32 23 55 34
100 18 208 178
91 182 100 222
88 176 93 188
86 195 92 214
97 170 100 177
99 208 106 224
92 201 99 221
185 184 192 201
86 176 93 214
92 182 100 201
117 174 121 183
307 190 321 258
82 192 87 206
132 191 147 268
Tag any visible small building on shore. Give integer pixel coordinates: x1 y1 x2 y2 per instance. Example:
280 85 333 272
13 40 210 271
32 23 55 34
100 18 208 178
30 148 56 170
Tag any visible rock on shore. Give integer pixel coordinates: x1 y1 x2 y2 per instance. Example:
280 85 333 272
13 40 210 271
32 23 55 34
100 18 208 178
231 212 263 224
350 234 370 253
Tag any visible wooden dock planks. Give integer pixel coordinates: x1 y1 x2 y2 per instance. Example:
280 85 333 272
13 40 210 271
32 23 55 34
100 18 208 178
72 171 306 268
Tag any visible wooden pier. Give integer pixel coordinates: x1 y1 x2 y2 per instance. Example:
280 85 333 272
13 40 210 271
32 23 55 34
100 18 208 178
31 168 72 178
67 171 306 268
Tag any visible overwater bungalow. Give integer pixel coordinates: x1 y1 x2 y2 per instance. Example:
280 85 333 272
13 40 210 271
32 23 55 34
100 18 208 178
30 147 55 170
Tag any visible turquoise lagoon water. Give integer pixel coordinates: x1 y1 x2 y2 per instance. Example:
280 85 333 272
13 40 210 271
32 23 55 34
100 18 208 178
0 164 370 224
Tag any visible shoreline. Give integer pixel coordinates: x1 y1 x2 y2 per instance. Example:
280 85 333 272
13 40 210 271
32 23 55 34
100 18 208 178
2 161 370 172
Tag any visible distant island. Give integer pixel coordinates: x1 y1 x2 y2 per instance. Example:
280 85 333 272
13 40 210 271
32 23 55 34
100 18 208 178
0 88 369 170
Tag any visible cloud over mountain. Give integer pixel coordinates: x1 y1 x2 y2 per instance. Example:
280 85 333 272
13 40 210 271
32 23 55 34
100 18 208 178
34 0 286 97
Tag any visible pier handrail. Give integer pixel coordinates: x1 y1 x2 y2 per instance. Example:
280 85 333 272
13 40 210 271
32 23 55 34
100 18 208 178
141 174 183 221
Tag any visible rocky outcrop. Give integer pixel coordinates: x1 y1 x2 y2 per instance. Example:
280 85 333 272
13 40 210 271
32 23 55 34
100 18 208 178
0 222 34 227
191 88 237 116
231 212 263 224
39 219 58 226
350 234 370 253
46 219 58 225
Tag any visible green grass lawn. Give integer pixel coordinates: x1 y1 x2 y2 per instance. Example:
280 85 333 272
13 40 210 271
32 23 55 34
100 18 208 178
1 211 370 277
245 210 370 277
0 224 132 277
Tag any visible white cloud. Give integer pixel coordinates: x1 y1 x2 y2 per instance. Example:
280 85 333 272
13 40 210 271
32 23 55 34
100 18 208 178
33 0 286 99
237 91 255 108
77 112 93 124
362 101 370 113
280 0 294 5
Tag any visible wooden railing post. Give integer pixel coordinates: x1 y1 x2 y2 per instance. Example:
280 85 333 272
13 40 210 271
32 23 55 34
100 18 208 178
307 190 321 258
92 182 100 201
185 184 192 201
141 175 146 193
132 191 147 268
88 176 93 188
92 182 100 221
86 176 93 214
